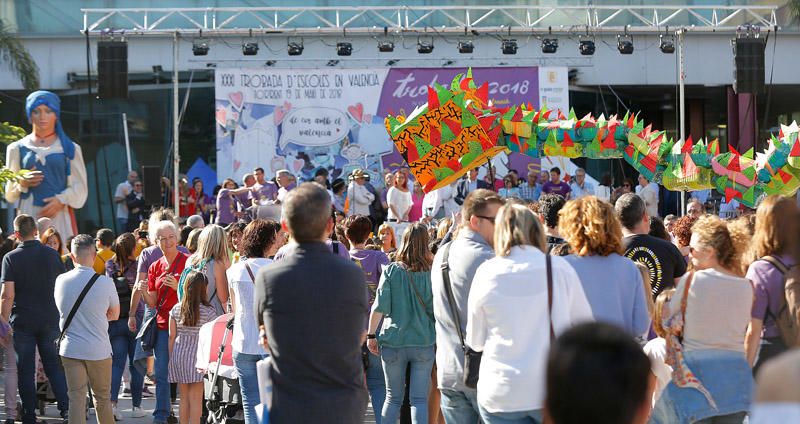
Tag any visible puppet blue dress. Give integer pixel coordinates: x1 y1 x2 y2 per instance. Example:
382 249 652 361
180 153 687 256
4 91 88 239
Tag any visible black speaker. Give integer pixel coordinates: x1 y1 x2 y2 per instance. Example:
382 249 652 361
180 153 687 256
97 40 128 99
141 166 162 205
734 38 765 94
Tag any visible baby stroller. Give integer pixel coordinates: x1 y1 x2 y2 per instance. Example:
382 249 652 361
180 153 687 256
197 313 242 424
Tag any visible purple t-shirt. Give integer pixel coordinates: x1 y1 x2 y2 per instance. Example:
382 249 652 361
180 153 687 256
235 190 252 212
272 239 350 262
349 248 390 306
216 189 238 225
747 254 795 338
252 182 278 203
137 245 192 276
541 181 572 198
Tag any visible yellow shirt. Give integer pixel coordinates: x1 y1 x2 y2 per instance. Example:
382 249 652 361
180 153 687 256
93 248 115 274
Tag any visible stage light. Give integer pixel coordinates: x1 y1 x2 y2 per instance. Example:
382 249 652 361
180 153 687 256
659 34 675 53
287 39 304 56
617 34 634 54
542 38 558 54
265 60 276 66
579 39 595 55
378 41 394 52
501 39 517 55
417 37 434 54
192 39 209 56
327 60 340 67
458 40 474 54
337 42 352 56
242 41 259 56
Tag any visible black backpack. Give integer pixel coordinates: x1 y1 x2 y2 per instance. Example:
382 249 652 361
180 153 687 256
113 262 133 319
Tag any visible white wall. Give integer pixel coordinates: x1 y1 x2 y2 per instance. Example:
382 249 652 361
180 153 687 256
1 32 796 90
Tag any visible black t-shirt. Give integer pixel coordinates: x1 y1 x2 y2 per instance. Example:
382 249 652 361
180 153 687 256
623 234 687 299
1 240 66 330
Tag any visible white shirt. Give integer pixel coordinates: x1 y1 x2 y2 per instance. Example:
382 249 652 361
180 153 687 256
643 337 672 407
569 180 595 199
422 184 457 218
636 182 659 218
386 187 412 221
595 185 612 203
227 257 272 355
467 246 593 413
347 182 375 216
115 181 132 218
667 269 752 352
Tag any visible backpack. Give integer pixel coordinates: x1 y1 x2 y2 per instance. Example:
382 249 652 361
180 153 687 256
761 256 800 348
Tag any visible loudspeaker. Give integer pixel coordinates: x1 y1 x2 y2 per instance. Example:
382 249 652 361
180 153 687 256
141 166 162 205
734 38 765 94
97 40 128 99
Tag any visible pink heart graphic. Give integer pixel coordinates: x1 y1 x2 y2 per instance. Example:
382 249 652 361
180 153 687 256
292 159 304 173
363 113 373 124
229 92 244 109
274 106 286 125
233 160 242 172
348 103 364 122
215 108 227 127
283 101 292 111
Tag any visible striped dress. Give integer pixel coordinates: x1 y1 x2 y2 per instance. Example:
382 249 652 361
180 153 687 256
168 303 218 383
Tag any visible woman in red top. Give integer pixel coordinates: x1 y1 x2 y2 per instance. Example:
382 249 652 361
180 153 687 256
178 178 195 217
188 178 208 219
135 220 188 423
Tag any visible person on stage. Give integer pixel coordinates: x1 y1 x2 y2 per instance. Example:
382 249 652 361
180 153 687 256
5 90 88 240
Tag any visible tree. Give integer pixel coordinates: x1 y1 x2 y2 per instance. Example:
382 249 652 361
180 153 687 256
0 19 40 91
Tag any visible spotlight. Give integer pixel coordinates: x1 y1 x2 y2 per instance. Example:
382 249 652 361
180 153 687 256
337 42 352 56
265 60 276 66
417 37 434 54
287 38 304 56
617 34 634 54
542 38 558 54
378 41 394 52
458 40 474 54
327 60 340 67
192 39 209 56
242 41 259 56
579 39 595 55
386 59 398 66
659 34 675 54
501 39 517 55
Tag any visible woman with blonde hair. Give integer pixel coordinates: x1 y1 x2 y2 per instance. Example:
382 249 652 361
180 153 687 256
377 223 397 254
744 195 800 372
559 196 650 337
651 215 753 424
366 223 436 424
178 224 230 315
466 203 592 423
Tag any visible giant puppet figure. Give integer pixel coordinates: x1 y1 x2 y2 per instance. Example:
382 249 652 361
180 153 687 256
5 91 88 239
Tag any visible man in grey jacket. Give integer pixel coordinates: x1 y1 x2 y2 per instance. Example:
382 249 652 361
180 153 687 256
431 189 504 423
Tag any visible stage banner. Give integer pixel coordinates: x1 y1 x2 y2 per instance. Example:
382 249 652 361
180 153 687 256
215 66 558 187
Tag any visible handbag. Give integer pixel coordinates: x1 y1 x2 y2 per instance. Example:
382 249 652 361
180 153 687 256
442 243 555 389
55 273 102 352
137 258 180 351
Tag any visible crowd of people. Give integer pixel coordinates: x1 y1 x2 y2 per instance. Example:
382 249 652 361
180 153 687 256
0 159 799 424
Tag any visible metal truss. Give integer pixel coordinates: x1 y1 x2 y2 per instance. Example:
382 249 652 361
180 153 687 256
82 5 780 36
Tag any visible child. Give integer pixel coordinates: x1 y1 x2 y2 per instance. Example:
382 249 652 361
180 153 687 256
643 289 676 407
168 271 218 424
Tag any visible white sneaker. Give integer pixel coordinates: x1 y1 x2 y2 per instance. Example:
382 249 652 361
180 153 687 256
131 407 146 418
113 406 122 421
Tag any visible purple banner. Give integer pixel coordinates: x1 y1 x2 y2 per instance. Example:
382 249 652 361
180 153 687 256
377 67 540 177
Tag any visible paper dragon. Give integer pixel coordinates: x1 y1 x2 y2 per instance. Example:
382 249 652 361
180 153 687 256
385 70 800 208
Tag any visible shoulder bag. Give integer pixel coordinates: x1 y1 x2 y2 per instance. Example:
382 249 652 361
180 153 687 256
55 273 102 352
442 243 555 389
113 262 133 319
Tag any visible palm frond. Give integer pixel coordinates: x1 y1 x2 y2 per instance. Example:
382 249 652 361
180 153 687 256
0 19 40 91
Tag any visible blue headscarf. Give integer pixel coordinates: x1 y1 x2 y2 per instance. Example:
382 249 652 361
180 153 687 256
25 90 76 161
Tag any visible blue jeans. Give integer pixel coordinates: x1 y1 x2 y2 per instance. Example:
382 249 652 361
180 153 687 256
365 350 386 424
440 388 481 424
153 328 171 423
109 318 144 407
233 351 268 424
381 346 434 424
478 405 543 424
117 217 128 234
12 325 69 424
